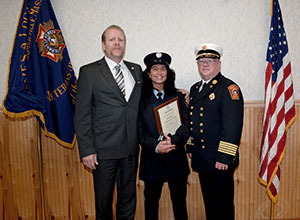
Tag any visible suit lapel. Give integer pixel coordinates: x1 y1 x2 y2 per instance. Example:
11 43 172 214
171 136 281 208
124 61 142 101
97 57 126 99
97 58 116 86
125 61 138 82
191 81 206 103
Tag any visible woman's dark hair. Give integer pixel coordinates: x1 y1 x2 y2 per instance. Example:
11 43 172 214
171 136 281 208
142 64 177 96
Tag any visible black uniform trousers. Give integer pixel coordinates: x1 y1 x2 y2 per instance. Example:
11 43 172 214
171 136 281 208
93 155 137 220
198 169 235 220
144 178 188 220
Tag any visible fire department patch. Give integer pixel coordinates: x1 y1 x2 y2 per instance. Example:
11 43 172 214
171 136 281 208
36 20 65 62
228 84 239 100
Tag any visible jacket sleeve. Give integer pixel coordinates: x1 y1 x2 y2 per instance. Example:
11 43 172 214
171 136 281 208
137 98 159 153
216 84 244 165
74 67 96 158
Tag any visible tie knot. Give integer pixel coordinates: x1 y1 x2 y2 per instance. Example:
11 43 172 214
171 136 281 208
115 64 121 73
157 92 163 100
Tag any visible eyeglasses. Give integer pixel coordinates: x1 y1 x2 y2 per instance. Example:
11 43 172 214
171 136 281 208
197 58 217 65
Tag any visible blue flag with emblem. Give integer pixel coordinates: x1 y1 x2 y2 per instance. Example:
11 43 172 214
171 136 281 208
2 0 77 148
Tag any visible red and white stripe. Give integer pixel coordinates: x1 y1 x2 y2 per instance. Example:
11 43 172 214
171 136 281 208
259 54 296 203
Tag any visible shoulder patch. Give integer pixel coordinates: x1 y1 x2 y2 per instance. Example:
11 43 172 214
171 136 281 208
227 84 240 100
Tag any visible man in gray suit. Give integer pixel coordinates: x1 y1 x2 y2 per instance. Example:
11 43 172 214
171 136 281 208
74 25 142 220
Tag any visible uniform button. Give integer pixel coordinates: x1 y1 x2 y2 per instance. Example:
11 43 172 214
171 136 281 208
190 128 193 131
202 145 205 149
200 123 203 126
190 112 193 116
201 139 204 143
190 121 193 125
200 129 203 133
200 107 204 111
190 106 194 110
192 143 195 146
200 113 203 117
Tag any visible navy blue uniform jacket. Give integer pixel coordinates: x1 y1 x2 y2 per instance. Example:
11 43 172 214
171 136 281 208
138 91 190 181
187 73 244 171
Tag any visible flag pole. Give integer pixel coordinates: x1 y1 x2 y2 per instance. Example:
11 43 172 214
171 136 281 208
271 201 274 220
270 0 273 17
37 121 46 220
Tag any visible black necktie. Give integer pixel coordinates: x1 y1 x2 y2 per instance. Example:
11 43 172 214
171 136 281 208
199 81 207 92
157 92 163 100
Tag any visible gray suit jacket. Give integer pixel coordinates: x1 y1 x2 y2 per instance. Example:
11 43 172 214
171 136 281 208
74 57 143 160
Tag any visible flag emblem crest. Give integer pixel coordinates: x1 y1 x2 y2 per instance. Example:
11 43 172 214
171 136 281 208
36 20 65 62
2 0 77 148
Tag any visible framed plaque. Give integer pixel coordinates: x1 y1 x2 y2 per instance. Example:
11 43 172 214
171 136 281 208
153 96 182 135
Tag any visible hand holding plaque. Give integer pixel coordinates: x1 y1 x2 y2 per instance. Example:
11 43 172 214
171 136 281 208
153 96 182 135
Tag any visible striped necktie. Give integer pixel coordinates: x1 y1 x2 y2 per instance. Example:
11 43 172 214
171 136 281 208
115 64 125 97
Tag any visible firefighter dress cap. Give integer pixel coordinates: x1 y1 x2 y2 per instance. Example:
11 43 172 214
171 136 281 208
194 43 223 60
143 52 172 69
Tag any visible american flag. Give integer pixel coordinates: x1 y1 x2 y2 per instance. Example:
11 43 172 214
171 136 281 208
258 0 296 203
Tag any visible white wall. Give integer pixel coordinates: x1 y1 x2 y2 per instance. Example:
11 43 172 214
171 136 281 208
1 0 299 101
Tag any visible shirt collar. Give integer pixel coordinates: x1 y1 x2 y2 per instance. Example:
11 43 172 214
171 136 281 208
153 89 165 99
105 56 125 71
201 78 212 85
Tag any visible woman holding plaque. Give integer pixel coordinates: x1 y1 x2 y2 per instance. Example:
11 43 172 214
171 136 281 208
137 52 190 220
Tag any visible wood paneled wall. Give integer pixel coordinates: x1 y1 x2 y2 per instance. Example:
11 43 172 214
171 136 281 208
0 101 299 220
